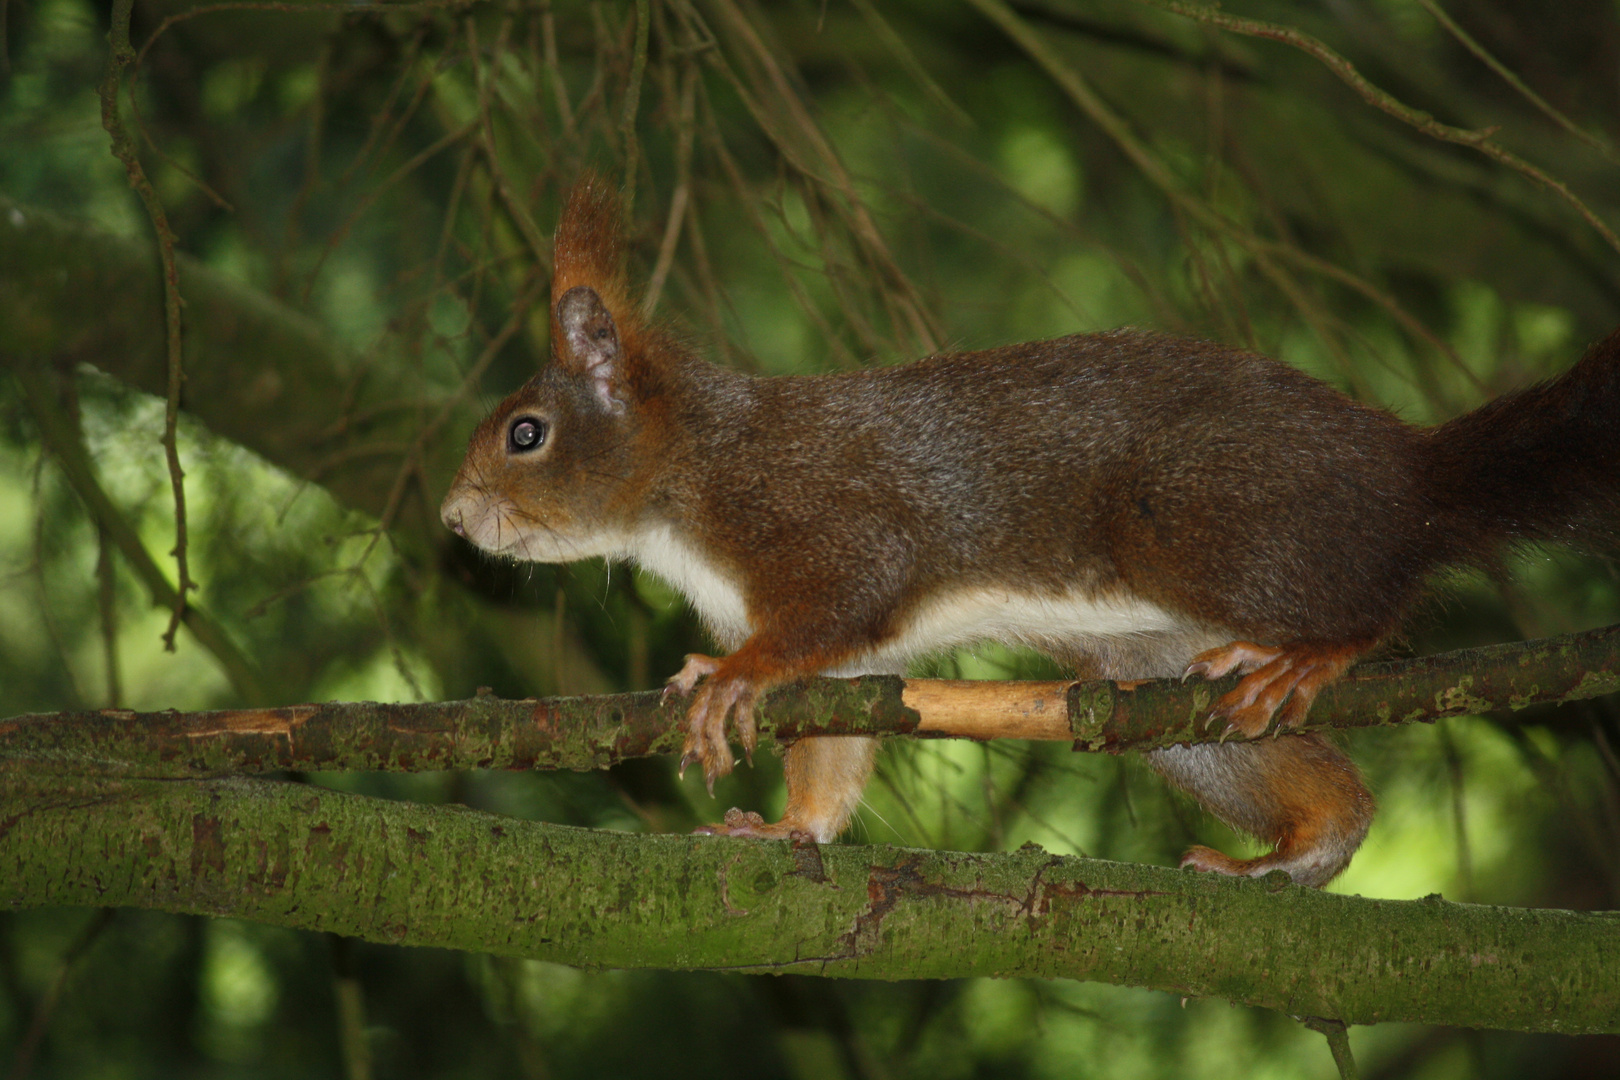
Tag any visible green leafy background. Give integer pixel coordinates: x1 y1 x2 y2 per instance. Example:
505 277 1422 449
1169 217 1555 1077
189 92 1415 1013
2 0 1618 1075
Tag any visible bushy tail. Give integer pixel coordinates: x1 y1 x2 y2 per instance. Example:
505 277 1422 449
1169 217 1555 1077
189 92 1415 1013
1424 327 1620 555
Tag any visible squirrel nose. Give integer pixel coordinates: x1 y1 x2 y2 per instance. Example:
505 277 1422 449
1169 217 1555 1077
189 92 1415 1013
442 505 466 537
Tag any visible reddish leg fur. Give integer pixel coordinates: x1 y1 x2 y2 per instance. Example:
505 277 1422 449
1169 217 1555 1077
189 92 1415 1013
1166 638 1375 884
667 642 878 842
674 633 1375 880
694 737 879 843
1146 732 1374 887
1185 640 1367 737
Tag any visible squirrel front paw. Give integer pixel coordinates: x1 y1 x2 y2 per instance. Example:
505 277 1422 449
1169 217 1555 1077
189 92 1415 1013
663 652 720 701
1184 640 1362 738
666 655 761 795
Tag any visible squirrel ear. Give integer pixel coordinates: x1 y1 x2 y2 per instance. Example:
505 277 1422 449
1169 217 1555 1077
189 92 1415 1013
555 285 624 412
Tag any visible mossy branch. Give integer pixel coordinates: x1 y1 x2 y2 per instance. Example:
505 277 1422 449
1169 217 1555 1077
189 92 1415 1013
3 771 1617 1034
4 625 1616 778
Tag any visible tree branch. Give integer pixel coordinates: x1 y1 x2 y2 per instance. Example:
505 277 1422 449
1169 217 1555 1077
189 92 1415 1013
4 625 1616 777
2 771 1616 1034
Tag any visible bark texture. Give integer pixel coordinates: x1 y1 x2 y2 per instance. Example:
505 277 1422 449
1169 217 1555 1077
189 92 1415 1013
4 625 1615 775
4 771 1615 1034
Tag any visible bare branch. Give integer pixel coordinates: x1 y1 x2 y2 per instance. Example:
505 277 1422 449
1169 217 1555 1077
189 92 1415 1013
1126 0 1620 255
4 625 1615 778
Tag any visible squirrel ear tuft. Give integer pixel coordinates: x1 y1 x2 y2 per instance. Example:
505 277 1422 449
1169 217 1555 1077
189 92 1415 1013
551 173 628 313
556 285 624 412
550 172 637 410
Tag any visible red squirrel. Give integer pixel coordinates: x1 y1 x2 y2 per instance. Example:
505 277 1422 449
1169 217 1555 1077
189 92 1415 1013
441 176 1620 887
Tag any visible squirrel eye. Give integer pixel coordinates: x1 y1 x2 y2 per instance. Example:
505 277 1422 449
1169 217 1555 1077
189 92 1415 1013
507 417 547 453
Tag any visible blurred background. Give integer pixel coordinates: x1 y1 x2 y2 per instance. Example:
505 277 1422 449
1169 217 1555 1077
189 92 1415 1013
2 0 1619 1075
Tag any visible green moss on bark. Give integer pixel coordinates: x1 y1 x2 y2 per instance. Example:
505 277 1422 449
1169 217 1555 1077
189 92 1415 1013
4 773 1616 1034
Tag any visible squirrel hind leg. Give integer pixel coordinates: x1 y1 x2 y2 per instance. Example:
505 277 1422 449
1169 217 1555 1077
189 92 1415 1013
1147 734 1374 888
1187 640 1367 737
696 736 880 844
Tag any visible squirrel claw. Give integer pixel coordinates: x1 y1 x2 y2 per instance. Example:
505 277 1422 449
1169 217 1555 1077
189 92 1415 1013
1184 641 1284 682
735 700 758 767
677 666 760 795
1190 640 1364 738
665 652 721 701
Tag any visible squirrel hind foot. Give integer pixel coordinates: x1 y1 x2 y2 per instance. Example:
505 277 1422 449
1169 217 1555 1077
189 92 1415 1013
1149 731 1374 889
1190 640 1365 737
694 808 813 843
1178 837 1355 889
1179 845 1310 884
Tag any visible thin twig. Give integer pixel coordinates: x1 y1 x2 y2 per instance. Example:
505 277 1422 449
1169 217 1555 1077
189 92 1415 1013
848 0 974 129
540 0 576 135
963 0 1487 395
642 54 698 317
304 119 480 302
328 935 373 1080
329 26 434 194
96 524 122 708
278 34 337 287
15 367 266 702
1440 722 1475 899
694 78 861 367
1127 0 1620 256
360 270 548 560
1301 1017 1360 1080
133 0 468 71
101 0 195 652
1413 0 1619 166
6 909 115 1080
30 458 88 711
676 0 942 354
466 16 553 275
620 0 651 218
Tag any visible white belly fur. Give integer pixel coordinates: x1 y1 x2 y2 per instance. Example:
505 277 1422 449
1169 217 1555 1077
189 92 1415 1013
869 584 1191 672
628 524 752 646
627 523 1205 677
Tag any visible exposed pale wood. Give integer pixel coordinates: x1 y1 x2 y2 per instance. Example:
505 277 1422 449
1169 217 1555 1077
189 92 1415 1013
903 679 1073 740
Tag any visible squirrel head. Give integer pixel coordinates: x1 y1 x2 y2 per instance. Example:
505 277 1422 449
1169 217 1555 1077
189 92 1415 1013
441 175 668 563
